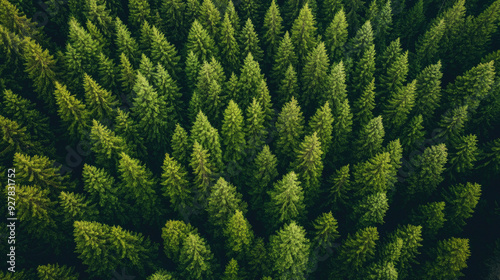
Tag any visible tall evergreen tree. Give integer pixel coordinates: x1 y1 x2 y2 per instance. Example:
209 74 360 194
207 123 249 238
390 224 423 279
437 105 469 144
83 73 118 122
198 0 221 40
187 20 218 63
301 42 330 111
312 212 340 252
277 64 299 107
353 78 376 128
238 52 264 109
118 53 137 93
337 227 379 272
422 238 470 280
329 164 351 208
150 25 182 80
161 153 192 214
406 144 448 198
272 31 298 86
292 132 323 204
114 108 148 160
352 44 376 100
190 141 216 203
324 9 348 62
400 114 425 152
443 182 481 233
276 97 305 163
223 259 241 280
171 124 190 167
267 171 306 225
161 220 198 262
115 17 141 65
222 100 246 164
206 177 247 229
379 50 409 102
269 221 311 280
415 19 446 68
37 263 80 280
448 134 478 176
291 4 318 67
351 192 389 228
413 61 443 122
355 115 385 160
53 82 91 141
58 191 99 224
219 13 240 73
185 51 201 91
128 0 151 30
179 233 215 280
331 98 353 159
153 63 183 128
0 115 42 160
190 111 224 170
239 18 264 62
89 120 129 168
308 101 334 156
352 152 392 197
409 201 446 238
249 145 278 210
349 20 374 60
245 98 268 153
323 61 347 111
263 0 284 61
382 79 416 134
224 210 254 259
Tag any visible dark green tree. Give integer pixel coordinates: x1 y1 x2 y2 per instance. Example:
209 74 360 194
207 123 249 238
224 210 254 259
37 263 79 280
187 20 217 63
150 25 182 80
355 115 385 160
353 78 376 128
128 0 151 30
115 17 140 65
329 164 351 208
53 82 91 141
222 100 246 164
324 9 348 62
406 144 448 198
171 124 190 166
89 120 129 168
277 64 299 107
263 0 284 61
83 73 118 122
311 212 340 252
245 98 268 153
219 13 240 73
271 31 297 87
266 171 306 225
198 0 221 40
114 108 148 160
161 220 198 262
382 79 416 134
409 201 446 238
413 61 443 122
352 44 376 100
161 153 192 214
448 134 478 176
190 111 224 170
301 41 330 111
239 18 264 62
237 52 264 109
422 238 470 280
443 182 481 233
249 145 278 210
206 177 247 229
351 192 389 228
190 141 216 202
292 132 323 204
352 152 392 197
291 4 318 66
308 101 334 156
276 97 305 163
337 227 379 272
223 259 241 280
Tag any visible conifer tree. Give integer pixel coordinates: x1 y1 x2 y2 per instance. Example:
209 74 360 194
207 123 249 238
225 72 240 102
245 98 268 153
238 53 264 109
223 259 241 280
147 270 176 280
292 132 323 204
248 145 278 210
272 31 298 86
139 21 154 55
82 164 128 224
53 82 91 140
382 79 416 133
115 17 140 65
390 224 423 279
255 79 274 123
312 212 340 251
153 63 183 127
349 20 374 59
171 124 190 166
413 61 443 122
132 73 169 150
352 192 389 228
291 4 318 66
150 25 182 80
97 53 119 91
267 171 306 225
206 177 247 229
138 54 155 80
219 13 240 73
85 19 108 53
185 51 201 91
323 61 347 110
0 115 42 159
37 263 80 280
352 44 376 99
224 210 254 259
21 38 57 110
353 152 392 197
337 227 379 270
114 108 148 159
190 62 223 124
222 100 246 163
276 97 305 163
371 0 392 47
128 0 151 30
395 0 424 48
118 53 137 93
448 134 478 176
324 9 348 62
422 237 470 280
247 238 271 278
329 164 351 208
89 120 129 168
190 111 224 170
409 201 446 238
443 182 481 233
187 20 217 63
198 0 221 40
226 0 241 31
379 50 409 101
239 18 264 62
308 101 334 156
161 153 192 213
263 0 284 60
415 19 445 68
331 98 353 158
179 233 214 279
269 221 311 280
83 73 118 122
58 191 99 224
480 137 500 173
383 139 403 190
301 42 330 111
437 105 469 144
355 115 385 160
161 220 198 262
73 220 157 278
277 64 300 107
400 114 425 151
353 78 376 128
118 152 160 223
406 144 448 198
190 141 216 202
377 38 402 76
159 0 187 44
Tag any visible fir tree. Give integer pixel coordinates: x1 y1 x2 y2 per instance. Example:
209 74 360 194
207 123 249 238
187 20 217 63
301 41 330 111
128 0 151 30
308 101 334 156
276 97 305 163
0 115 42 159
415 19 446 68
89 120 129 168
226 0 241 31
390 224 423 279
73 220 157 278
331 98 353 158
223 259 241 280
153 63 183 127
159 0 187 44
161 220 198 262
222 100 246 163
349 20 374 60
237 53 264 109
249 145 278 210
150 25 182 80
406 144 448 198
224 210 254 259
329 164 351 208
114 108 148 159
263 0 284 61
448 134 478 176
179 233 214 279
255 78 274 123
353 78 376 128
219 13 240 73
206 177 247 229
198 0 221 40
138 54 155 80
161 153 192 213
382 79 416 133
324 9 348 62
443 182 481 233
53 82 91 141
379 50 409 102
190 111 224 170
400 114 425 151
171 123 190 166
355 115 385 160
190 141 216 202
413 61 443 122
323 61 347 111
292 132 323 204
118 53 137 94
312 212 340 251
352 44 376 100
58 191 99 224
277 64 300 108
37 263 79 280
352 192 389 228
409 201 446 238
266 171 306 225
271 31 298 86
239 18 264 62
337 227 379 271
423 237 470 280
352 152 392 197
291 4 318 66
377 38 402 76
97 53 119 91
248 238 271 278
185 51 201 91
245 98 268 153
115 17 140 65
83 73 118 122
269 221 311 280
225 72 240 103
437 105 469 144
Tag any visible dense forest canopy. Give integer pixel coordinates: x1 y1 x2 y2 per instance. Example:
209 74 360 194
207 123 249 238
0 0 500 279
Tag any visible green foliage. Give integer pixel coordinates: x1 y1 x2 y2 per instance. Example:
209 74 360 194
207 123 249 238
128 0 151 29
222 100 246 163
312 212 340 250
292 132 323 204
161 153 192 213
187 20 217 63
207 177 247 229
190 141 216 202
382 79 416 133
223 259 241 280
276 97 305 163
245 98 268 153
150 25 182 80
161 220 198 262
58 191 99 224
198 0 221 40
263 0 284 60
352 152 392 197
329 164 351 208
190 111 223 170
83 73 118 122
53 82 90 140
413 61 443 122
219 13 240 73
390 224 423 278
238 52 264 109
352 192 389 228
353 78 376 128
115 17 140 65
355 116 385 160
423 237 470 280
337 227 379 270
224 210 254 259
37 263 79 280
443 182 481 232
308 101 334 155
301 41 330 111
448 134 479 175
272 31 297 86
114 108 148 159
290 4 318 66
178 233 214 279
409 201 446 238
14 153 72 192
267 171 306 225
324 9 348 62
239 18 264 62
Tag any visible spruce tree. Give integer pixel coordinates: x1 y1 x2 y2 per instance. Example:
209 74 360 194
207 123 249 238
329 164 351 208
198 0 221 40
324 9 348 62
114 108 148 160
276 97 305 163
249 145 278 210
83 73 118 122
219 13 240 73
337 227 379 271
161 220 198 262
409 201 446 238
413 61 443 122
89 120 129 168
206 177 247 229
415 19 445 68
187 20 217 63
223 259 241 280
352 152 392 197
291 4 318 67
225 72 240 103
437 105 469 144
0 115 42 159
263 0 284 61
422 237 470 280
222 100 246 163
53 82 91 141
331 98 353 159
150 25 182 80
138 54 155 80
269 221 311 280
352 192 389 228
390 224 423 279
312 212 340 252
115 17 140 65
226 0 241 31
118 53 137 94
239 0 261 22
349 20 374 60
406 144 448 198
352 44 376 100
239 18 264 62
353 78 376 128
448 134 478 176
355 115 385 160
308 101 334 156
37 263 79 280
161 153 192 214
224 210 254 259
238 52 264 109
245 98 268 153
190 141 216 202
443 182 481 233
58 191 99 224
171 123 190 166
292 132 323 204
128 0 151 30
191 61 223 124
266 171 306 225
323 61 347 111
301 41 330 111
277 64 300 107
153 63 183 128
190 111 224 170
178 233 214 280
271 31 298 86
382 79 416 133
97 53 119 92
185 51 201 91
255 78 274 123
159 0 187 44
379 50 409 102
400 114 425 152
